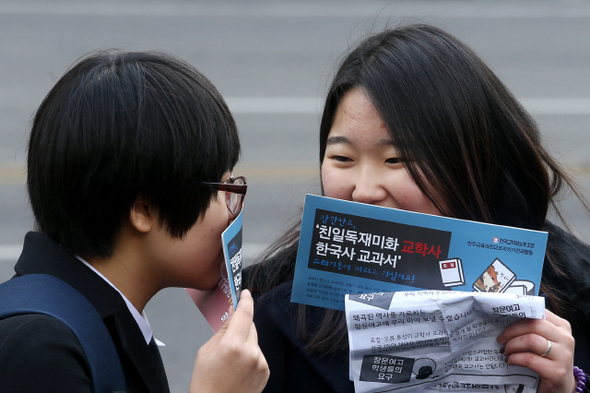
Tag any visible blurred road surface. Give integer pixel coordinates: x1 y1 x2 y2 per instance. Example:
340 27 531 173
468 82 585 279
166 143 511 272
1 1 589 391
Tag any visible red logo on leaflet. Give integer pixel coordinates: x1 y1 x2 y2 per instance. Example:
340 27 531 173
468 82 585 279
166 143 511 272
441 261 456 269
493 237 500 244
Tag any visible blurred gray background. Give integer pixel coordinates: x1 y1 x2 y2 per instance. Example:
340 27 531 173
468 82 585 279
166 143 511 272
1 1 589 391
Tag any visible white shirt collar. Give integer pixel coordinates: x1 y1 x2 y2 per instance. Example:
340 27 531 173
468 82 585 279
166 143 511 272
76 256 163 346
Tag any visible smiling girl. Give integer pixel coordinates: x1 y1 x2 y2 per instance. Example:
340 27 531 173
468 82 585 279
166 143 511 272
245 24 590 393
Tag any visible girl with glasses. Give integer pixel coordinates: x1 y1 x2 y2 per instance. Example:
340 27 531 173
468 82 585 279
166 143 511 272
0 50 267 393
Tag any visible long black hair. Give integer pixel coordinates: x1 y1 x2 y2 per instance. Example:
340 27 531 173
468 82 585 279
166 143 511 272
245 23 587 355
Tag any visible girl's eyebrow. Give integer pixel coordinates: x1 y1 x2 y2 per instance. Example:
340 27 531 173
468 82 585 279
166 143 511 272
326 135 350 145
326 135 395 147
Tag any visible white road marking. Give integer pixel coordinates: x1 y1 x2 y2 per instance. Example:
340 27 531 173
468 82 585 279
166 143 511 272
0 243 267 261
0 245 23 261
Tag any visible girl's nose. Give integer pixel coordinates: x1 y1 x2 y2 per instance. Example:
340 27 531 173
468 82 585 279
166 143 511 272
351 169 387 205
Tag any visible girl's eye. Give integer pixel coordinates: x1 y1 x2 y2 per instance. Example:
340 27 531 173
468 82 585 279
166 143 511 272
333 155 352 162
386 157 404 164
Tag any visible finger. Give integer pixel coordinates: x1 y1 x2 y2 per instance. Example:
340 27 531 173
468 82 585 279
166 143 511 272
223 289 255 340
505 350 553 369
501 333 552 358
504 349 555 375
497 317 554 345
544 310 572 331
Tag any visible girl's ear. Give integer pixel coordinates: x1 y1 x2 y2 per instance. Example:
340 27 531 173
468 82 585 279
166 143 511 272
129 197 154 233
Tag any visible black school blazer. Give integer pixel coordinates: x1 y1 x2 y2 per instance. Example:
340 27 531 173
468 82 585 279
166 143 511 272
0 232 170 393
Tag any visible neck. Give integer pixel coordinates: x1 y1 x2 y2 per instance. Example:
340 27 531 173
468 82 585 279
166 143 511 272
85 256 156 313
83 226 162 312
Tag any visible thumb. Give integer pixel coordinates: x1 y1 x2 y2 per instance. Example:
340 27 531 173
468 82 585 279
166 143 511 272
214 305 234 336
214 290 243 335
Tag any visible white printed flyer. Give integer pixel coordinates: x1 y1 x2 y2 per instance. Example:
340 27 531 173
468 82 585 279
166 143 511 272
186 209 243 331
345 290 545 393
291 195 548 311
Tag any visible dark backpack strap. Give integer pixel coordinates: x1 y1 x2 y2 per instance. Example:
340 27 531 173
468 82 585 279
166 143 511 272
0 274 127 393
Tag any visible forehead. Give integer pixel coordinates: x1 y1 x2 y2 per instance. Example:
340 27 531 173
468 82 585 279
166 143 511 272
336 88 381 123
329 87 391 144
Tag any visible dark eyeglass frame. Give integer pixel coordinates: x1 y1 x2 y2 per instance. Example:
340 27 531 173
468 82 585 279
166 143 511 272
201 175 247 215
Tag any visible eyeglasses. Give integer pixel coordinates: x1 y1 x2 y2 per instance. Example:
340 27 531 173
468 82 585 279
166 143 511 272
201 175 247 215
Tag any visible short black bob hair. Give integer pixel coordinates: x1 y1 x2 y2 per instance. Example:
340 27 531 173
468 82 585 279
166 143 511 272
27 50 240 258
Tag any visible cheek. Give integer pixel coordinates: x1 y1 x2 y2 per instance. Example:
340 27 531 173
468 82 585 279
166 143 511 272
321 165 350 199
188 203 228 265
183 234 225 290
207 198 230 231
397 183 441 215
